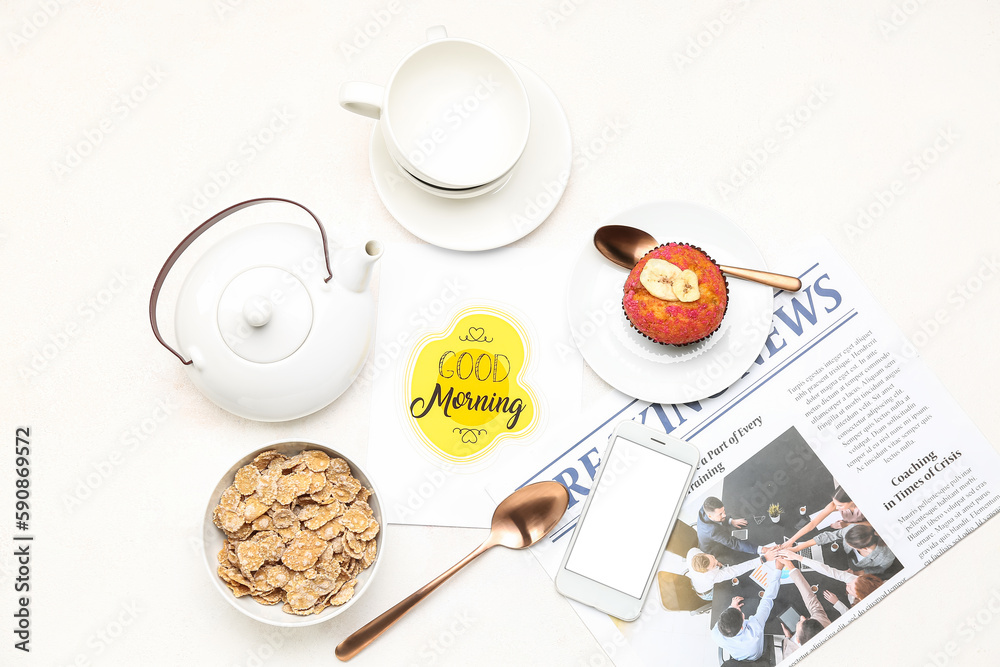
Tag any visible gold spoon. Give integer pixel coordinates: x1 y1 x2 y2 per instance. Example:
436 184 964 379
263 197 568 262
594 225 802 291
335 481 570 661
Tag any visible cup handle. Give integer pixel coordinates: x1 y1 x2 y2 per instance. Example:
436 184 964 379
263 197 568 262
339 81 384 120
426 25 448 41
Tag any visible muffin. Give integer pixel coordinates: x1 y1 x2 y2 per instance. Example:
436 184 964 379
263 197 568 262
622 243 728 345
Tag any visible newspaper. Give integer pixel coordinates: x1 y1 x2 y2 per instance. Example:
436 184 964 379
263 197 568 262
488 237 1000 666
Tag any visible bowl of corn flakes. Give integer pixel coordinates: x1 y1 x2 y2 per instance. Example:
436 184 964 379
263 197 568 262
202 440 385 626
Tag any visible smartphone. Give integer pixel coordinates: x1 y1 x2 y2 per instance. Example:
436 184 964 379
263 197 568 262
555 420 699 620
732 528 749 540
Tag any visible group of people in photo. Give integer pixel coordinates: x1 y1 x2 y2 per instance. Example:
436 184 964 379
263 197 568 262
684 486 897 663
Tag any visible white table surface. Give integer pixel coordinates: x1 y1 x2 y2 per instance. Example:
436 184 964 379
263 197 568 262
3 2 999 665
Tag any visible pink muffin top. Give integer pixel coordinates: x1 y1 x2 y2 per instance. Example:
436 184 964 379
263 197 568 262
623 243 728 345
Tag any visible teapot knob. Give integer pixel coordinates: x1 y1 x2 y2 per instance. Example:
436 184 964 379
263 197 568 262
243 296 273 327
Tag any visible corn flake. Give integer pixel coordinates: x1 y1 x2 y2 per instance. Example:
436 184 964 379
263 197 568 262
243 495 270 522
327 458 352 475
219 485 242 510
302 450 331 472
252 590 283 605
275 522 301 541
329 579 357 606
340 508 370 533
251 514 274 532
304 504 346 531
269 508 296 529
359 519 380 542
276 472 314 505
314 519 344 542
281 531 328 572
252 450 285 471
234 465 260 495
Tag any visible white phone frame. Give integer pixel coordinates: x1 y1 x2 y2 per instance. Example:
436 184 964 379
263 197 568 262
555 420 699 620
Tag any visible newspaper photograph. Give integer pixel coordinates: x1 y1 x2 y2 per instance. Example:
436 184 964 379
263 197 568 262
488 238 1000 666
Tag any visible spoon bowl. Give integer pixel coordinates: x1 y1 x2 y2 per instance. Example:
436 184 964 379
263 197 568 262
594 224 657 270
491 480 570 548
335 481 569 661
593 224 801 292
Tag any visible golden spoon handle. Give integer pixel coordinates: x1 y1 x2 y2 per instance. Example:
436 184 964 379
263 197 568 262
335 539 495 661
718 265 802 291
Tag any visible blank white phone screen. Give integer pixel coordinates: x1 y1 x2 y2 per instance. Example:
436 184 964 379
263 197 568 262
565 437 692 598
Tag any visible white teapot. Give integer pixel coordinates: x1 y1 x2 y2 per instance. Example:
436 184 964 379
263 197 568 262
150 198 382 421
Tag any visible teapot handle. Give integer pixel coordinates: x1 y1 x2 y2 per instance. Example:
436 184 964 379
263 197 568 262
149 197 333 365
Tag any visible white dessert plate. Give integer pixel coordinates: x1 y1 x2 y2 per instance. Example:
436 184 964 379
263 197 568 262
568 201 775 404
370 60 571 251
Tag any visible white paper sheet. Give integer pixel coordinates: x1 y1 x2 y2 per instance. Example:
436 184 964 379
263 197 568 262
367 244 583 527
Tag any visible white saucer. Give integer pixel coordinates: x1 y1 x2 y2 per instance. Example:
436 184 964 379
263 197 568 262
370 61 572 251
567 201 776 404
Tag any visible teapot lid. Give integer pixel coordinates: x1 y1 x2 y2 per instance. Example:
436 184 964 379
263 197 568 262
216 266 313 363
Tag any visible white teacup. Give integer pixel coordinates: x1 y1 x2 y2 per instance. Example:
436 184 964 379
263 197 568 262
340 26 530 193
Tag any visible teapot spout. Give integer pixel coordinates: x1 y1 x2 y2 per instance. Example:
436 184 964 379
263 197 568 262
336 240 383 292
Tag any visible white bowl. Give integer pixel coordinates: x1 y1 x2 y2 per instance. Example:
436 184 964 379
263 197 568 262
201 440 386 627
382 38 530 190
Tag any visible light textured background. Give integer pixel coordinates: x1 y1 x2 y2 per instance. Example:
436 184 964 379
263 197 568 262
2 1 998 666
